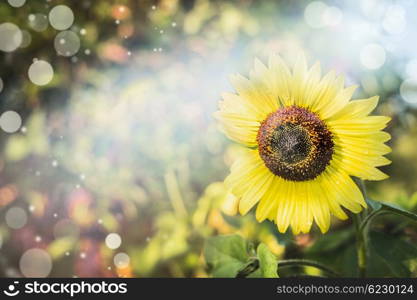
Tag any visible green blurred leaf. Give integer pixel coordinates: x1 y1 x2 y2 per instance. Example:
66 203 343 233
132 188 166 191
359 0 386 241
364 199 417 231
366 198 382 211
305 229 356 276
381 202 417 222
308 229 354 254
369 231 417 277
204 234 250 277
257 243 278 278
47 237 76 259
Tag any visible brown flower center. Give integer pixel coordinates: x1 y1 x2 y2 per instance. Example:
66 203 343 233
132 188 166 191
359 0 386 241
257 106 334 181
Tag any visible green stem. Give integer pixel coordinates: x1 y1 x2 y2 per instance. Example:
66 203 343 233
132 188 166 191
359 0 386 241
278 259 340 277
359 210 388 233
352 178 369 278
236 259 259 278
236 258 340 278
353 213 367 278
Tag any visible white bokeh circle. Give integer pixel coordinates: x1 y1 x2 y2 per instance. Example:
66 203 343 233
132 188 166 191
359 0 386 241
19 248 52 278
28 60 54 86
0 111 22 133
28 14 48 32
360 43 386 70
5 207 27 229
8 0 26 7
49 5 74 30
0 23 22 52
105 233 122 250
113 252 130 268
400 78 417 105
54 31 80 57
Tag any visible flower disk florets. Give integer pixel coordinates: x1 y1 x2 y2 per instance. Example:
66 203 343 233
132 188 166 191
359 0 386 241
257 106 334 181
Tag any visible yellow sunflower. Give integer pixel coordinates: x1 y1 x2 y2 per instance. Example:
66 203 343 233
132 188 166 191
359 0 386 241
215 52 391 234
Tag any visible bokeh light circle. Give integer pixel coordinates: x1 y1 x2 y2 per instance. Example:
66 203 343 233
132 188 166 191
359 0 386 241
49 5 74 30
7 0 26 7
28 14 48 32
19 30 31 48
28 60 54 86
400 78 417 105
5 207 27 229
54 31 80 57
0 111 22 133
113 252 130 268
0 22 22 52
360 43 386 70
405 59 417 79
19 248 52 277
304 1 327 28
322 6 343 27
382 5 406 35
105 233 122 249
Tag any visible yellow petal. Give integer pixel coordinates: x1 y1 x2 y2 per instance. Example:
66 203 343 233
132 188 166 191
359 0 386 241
239 168 274 215
268 54 292 106
249 58 280 112
329 96 379 121
276 181 294 233
291 51 308 107
319 85 358 120
309 72 343 115
256 176 282 222
309 180 331 233
328 116 391 131
230 74 276 120
290 181 312 234
214 110 260 147
225 150 265 196
303 62 322 107
325 164 366 212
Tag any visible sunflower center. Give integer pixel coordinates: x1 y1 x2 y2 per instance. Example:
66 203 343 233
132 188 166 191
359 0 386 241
257 106 334 181
271 124 312 164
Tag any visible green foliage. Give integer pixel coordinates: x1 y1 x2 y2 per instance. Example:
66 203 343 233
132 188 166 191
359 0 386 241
257 243 279 278
305 229 357 276
204 197 417 278
369 231 417 277
204 234 252 278
204 234 280 278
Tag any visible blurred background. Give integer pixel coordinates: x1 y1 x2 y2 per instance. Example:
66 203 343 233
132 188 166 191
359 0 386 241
0 0 417 278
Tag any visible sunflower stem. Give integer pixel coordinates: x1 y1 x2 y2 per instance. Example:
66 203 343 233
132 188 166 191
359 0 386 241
352 178 369 278
277 259 340 277
353 213 367 278
235 258 340 278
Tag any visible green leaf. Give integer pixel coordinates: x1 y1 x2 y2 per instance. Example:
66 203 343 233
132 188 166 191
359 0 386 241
369 231 417 277
257 243 279 278
362 199 417 231
366 198 382 211
204 234 250 277
381 202 417 222
246 269 262 278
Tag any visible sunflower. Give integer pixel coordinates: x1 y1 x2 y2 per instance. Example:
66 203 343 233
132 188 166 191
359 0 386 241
215 52 391 234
